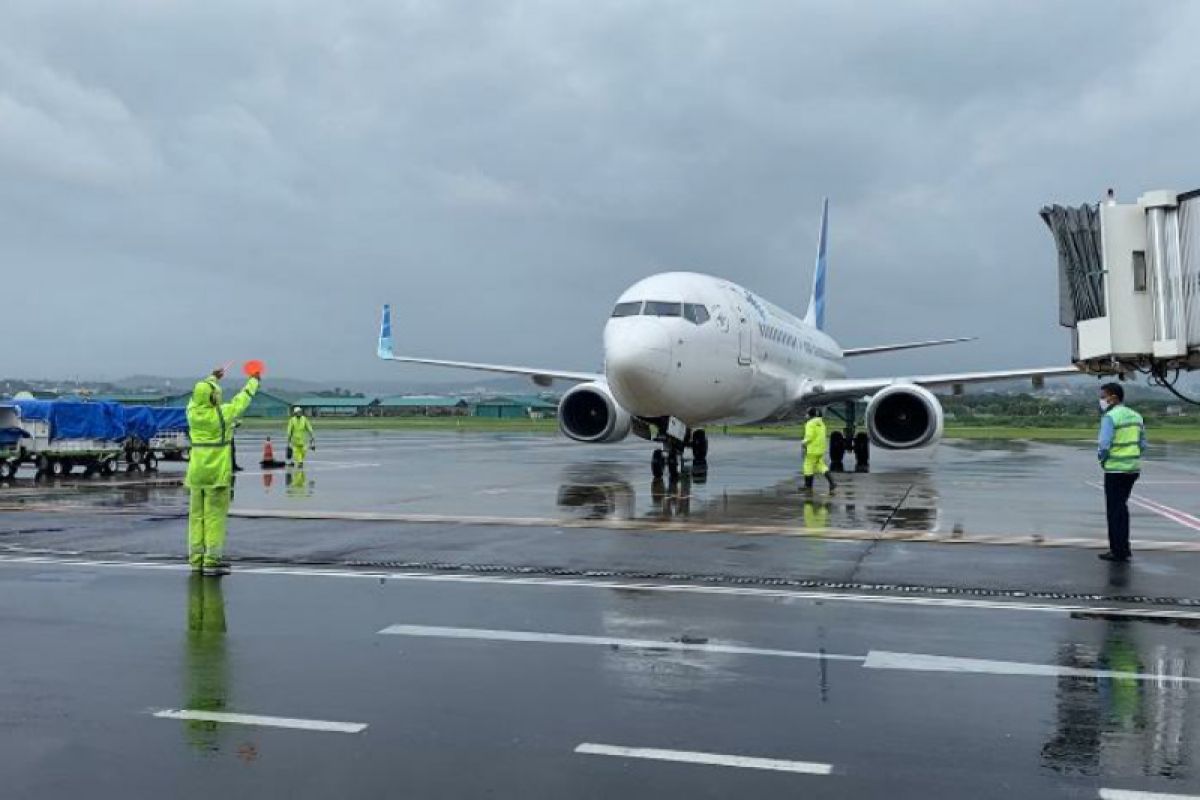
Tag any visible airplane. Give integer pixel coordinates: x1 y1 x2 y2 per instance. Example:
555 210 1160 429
378 199 1079 479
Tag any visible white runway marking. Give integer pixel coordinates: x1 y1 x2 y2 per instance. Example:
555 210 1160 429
152 709 367 733
863 651 1200 683
1100 790 1200 800
575 743 833 775
5 554 1200 622
378 623 865 661
1087 482 1200 532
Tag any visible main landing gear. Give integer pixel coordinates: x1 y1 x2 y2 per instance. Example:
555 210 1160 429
650 422 708 483
827 401 870 473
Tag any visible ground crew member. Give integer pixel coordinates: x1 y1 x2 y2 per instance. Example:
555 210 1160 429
186 367 260 576
802 408 837 492
286 407 315 466
1097 382 1145 562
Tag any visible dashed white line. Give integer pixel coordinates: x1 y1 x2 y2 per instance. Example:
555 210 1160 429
378 624 864 661
152 709 367 733
863 651 1200 684
1100 790 1200 800
575 743 833 775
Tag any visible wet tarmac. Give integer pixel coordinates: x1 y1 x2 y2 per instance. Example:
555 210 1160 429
2 431 1199 545
3 557 1200 799
4 432 1200 797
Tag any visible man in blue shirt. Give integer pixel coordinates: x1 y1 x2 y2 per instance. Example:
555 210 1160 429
1097 382 1146 562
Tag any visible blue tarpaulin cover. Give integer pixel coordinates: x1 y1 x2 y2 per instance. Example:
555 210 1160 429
150 407 188 433
123 407 158 442
9 400 127 442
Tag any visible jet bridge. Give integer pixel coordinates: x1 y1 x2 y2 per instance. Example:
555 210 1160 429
1041 189 1200 390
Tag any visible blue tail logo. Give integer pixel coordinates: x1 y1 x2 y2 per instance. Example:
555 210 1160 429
804 198 829 332
377 304 394 359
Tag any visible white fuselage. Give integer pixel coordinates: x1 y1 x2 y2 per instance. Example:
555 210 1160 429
603 272 845 426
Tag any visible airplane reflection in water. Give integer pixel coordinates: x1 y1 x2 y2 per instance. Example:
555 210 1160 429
556 462 941 532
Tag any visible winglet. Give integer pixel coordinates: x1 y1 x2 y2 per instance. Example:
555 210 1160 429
802 198 829 332
377 304 394 359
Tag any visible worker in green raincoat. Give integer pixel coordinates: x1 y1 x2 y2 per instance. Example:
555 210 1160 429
286 407 315 467
186 367 260 576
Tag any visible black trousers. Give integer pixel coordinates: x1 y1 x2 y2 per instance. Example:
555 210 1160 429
1104 471 1139 559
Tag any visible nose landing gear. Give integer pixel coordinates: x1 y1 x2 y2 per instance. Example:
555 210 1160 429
649 422 708 480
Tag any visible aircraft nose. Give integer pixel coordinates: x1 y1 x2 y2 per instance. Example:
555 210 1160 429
604 323 673 414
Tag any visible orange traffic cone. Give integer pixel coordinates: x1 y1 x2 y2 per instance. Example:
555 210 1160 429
260 437 284 469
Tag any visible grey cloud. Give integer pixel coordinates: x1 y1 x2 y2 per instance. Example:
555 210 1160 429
1 1 1197 384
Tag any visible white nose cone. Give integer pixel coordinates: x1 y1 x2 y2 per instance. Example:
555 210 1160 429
604 320 673 416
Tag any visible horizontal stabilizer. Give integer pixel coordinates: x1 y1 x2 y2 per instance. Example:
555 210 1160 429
843 337 976 358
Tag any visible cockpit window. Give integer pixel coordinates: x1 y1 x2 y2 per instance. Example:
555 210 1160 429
643 301 683 317
683 303 710 325
611 301 642 318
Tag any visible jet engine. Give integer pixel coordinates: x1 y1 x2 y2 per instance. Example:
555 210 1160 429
558 382 632 443
865 384 944 449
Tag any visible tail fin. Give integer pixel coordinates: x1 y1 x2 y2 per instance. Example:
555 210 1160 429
802 198 829 332
377 304 394 359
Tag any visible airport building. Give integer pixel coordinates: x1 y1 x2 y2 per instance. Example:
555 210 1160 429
377 395 470 417
471 395 558 419
296 396 380 418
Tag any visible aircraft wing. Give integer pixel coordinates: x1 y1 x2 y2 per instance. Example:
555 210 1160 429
796 365 1083 406
377 304 602 384
842 337 976 357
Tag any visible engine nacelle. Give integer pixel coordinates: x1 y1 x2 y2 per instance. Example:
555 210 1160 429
558 382 632 443
865 384 944 450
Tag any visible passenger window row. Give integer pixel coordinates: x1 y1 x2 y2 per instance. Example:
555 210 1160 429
759 323 797 348
610 301 710 325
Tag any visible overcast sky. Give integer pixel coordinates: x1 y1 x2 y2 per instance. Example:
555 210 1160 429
2 1 1198 385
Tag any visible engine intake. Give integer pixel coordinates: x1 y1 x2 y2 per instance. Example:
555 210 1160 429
558 382 632 443
865 384 944 450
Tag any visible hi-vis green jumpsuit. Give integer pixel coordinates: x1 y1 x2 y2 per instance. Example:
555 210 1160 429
287 413 314 466
186 375 258 568
802 416 829 477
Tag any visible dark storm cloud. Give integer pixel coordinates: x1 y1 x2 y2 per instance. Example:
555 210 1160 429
1 1 1197 382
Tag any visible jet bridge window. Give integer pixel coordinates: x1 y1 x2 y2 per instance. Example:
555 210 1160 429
683 304 710 324
644 301 683 317
611 301 643 317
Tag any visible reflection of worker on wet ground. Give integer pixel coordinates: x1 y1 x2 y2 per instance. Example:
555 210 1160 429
803 500 830 531
185 574 228 753
286 467 312 498
186 367 259 576
286 408 315 467
1097 382 1146 563
802 408 836 493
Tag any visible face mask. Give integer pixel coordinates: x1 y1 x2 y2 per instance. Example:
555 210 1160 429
1099 399 1111 412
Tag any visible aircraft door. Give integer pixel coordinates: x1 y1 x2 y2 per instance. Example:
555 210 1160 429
737 308 753 365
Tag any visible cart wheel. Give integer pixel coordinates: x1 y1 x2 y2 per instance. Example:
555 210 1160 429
100 459 116 477
144 455 159 472
50 459 68 477
0 460 15 480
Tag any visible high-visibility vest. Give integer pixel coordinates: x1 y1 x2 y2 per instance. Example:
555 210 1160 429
1103 405 1144 473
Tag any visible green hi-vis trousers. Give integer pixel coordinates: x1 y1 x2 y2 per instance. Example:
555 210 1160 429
188 488 231 567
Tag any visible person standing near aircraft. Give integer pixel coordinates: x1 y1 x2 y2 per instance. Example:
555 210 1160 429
803 408 836 493
186 366 260 576
1097 382 1146 563
287 407 315 467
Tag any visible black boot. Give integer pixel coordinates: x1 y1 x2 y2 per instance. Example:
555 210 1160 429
803 476 814 491
826 473 837 491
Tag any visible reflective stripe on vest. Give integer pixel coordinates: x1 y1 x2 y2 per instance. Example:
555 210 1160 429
1104 406 1143 472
